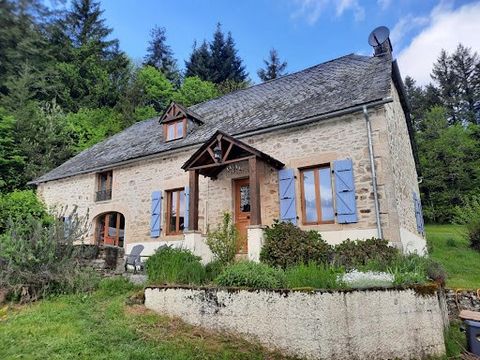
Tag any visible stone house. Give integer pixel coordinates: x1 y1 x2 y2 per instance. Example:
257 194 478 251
30 38 426 262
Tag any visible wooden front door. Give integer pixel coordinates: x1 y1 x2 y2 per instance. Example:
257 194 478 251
234 178 251 253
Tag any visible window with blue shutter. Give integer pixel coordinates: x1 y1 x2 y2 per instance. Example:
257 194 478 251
413 192 425 235
278 168 297 224
184 187 190 231
333 159 358 224
150 191 162 238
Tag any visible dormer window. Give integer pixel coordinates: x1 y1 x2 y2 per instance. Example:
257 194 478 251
160 102 204 142
165 119 186 141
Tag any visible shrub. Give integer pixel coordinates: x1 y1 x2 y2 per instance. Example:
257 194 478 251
205 260 225 283
285 262 345 289
333 238 399 269
146 246 206 285
206 212 239 265
0 190 52 233
215 261 286 289
0 209 92 302
260 221 332 269
454 194 480 251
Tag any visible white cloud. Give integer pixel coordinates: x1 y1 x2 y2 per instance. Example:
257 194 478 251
377 0 391 10
396 1 480 85
291 0 365 25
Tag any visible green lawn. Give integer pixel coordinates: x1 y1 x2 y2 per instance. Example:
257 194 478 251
0 279 294 360
426 224 480 289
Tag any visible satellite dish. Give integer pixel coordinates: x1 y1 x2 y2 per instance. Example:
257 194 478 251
368 26 392 56
368 26 390 47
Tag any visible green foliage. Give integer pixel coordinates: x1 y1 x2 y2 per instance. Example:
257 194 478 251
173 76 219 106
206 212 239 265
145 246 206 285
215 261 286 289
0 208 91 302
66 107 123 152
98 277 136 296
418 107 480 223
332 238 399 269
257 48 288 82
285 262 344 289
143 26 179 84
0 108 25 192
205 260 226 282
0 190 51 233
444 321 467 358
260 220 332 269
454 194 480 251
137 65 174 112
185 23 248 85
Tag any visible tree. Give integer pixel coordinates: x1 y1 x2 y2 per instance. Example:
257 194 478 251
143 26 179 84
417 106 480 222
404 76 441 131
451 44 480 124
209 24 247 83
431 50 459 124
53 0 131 111
257 48 287 81
185 40 211 81
185 24 248 86
0 109 25 193
173 77 219 107
66 108 123 153
136 66 174 113
15 101 75 182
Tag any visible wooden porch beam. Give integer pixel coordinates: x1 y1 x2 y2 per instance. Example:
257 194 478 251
188 170 199 231
188 156 254 171
249 157 261 226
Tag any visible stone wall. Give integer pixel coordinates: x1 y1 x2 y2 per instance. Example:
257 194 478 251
37 89 422 255
445 289 480 319
144 286 446 360
384 83 426 254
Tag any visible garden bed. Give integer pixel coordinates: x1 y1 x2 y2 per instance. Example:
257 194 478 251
145 285 447 360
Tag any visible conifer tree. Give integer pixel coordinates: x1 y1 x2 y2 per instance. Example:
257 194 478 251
143 26 179 84
185 41 212 81
257 48 288 82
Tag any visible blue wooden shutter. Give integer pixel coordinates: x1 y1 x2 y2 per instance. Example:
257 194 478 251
413 192 425 234
63 216 72 239
333 159 358 224
278 168 297 224
150 191 162 238
184 187 190 231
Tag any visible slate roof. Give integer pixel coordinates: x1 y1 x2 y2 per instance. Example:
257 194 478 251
32 53 393 184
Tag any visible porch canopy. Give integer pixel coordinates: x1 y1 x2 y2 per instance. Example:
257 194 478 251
182 130 284 231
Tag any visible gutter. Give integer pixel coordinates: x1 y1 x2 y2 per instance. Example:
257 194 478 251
29 98 393 185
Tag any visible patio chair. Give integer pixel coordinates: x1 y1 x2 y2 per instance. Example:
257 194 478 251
124 245 145 273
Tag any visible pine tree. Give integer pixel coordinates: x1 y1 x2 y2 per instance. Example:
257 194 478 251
54 0 130 110
451 44 480 124
257 48 287 82
143 26 179 84
185 40 212 81
432 49 460 124
209 24 247 83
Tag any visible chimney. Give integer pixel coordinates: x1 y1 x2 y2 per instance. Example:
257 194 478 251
368 26 392 57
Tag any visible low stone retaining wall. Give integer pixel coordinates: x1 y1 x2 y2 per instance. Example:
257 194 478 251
445 289 480 319
145 286 446 360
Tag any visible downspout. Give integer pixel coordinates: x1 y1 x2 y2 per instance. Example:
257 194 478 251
363 104 383 239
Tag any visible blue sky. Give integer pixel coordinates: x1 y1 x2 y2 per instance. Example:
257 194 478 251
97 0 480 84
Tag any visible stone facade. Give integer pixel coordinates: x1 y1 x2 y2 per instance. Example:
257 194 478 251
36 80 426 258
144 286 446 360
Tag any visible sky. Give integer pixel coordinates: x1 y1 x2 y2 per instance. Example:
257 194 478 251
94 0 480 85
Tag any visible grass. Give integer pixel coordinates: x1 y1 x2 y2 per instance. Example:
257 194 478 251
426 224 480 289
0 278 295 360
